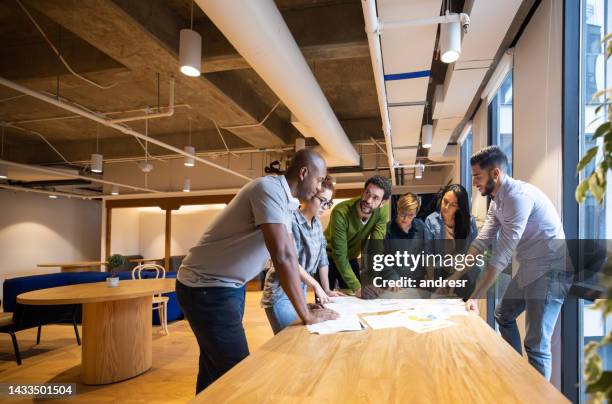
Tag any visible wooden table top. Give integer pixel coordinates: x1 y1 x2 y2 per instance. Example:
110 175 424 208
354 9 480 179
129 258 163 263
193 314 569 403
37 261 107 268
17 279 175 306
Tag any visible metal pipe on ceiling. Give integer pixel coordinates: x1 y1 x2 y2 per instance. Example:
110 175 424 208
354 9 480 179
196 0 360 167
361 0 397 185
0 183 94 200
0 158 160 194
0 76 252 182
108 79 176 124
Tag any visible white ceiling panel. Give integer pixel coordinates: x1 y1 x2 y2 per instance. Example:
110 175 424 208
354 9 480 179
394 148 418 165
459 0 522 62
385 77 429 104
378 0 441 74
430 117 462 157
432 67 488 119
389 104 424 148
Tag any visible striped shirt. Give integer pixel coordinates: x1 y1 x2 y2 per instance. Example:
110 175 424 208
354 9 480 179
470 175 565 287
260 210 328 308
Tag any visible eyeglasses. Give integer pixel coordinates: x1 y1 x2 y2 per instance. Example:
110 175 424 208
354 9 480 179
397 211 416 220
314 195 334 210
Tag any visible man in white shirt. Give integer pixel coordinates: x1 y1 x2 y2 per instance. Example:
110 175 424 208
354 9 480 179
458 146 570 380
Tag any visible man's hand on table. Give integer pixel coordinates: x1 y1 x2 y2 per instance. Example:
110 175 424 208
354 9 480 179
354 285 382 299
304 304 339 324
465 299 479 313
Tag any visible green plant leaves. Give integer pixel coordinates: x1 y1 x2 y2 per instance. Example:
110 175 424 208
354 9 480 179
577 146 599 172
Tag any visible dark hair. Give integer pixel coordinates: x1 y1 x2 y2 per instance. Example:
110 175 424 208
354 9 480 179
470 145 508 173
321 175 336 198
439 184 472 239
365 175 392 200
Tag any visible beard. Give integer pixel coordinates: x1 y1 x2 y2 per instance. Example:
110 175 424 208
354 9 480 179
359 200 372 214
480 176 496 197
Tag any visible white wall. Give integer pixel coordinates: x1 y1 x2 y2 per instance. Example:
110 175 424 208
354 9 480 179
110 205 228 259
0 190 101 300
110 208 141 255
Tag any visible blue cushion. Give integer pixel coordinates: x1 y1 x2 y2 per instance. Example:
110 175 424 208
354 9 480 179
3 273 70 312
66 272 107 285
3 271 183 326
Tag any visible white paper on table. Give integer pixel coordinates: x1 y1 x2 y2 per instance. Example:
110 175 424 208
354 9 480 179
361 311 411 330
306 314 365 335
403 318 456 334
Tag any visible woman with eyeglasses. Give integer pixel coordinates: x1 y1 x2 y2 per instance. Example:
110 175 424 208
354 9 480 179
260 176 344 334
424 184 479 298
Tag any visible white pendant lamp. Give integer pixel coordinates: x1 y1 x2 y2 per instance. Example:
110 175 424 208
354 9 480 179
91 124 103 173
0 165 7 179
183 178 191 192
440 19 461 64
111 185 119 195
415 163 424 179
422 124 433 149
179 2 202 77
184 145 195 167
90 153 103 173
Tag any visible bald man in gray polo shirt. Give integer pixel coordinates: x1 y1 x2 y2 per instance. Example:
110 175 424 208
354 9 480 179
176 149 338 394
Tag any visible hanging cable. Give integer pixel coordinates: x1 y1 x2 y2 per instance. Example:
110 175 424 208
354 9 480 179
191 0 194 30
15 0 118 90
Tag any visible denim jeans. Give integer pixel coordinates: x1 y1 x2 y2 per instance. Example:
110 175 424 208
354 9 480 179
175 280 249 394
264 287 307 334
494 270 571 380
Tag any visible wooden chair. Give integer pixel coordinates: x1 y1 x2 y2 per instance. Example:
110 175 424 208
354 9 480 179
131 264 169 334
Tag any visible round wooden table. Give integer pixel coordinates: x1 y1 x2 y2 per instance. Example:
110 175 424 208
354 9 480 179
17 278 175 385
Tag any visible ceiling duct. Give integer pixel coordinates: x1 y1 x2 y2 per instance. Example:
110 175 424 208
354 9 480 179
196 0 359 167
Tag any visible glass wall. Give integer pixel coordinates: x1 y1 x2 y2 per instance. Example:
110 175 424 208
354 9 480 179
460 129 473 201
578 0 612 402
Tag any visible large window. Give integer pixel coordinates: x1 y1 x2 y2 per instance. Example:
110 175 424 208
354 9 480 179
460 129 473 201
489 72 514 175
576 0 612 402
486 72 514 326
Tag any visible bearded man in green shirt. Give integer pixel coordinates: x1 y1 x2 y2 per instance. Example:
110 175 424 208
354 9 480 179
324 175 391 297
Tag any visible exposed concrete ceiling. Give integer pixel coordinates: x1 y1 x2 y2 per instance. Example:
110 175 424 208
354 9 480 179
0 0 533 196
0 0 381 169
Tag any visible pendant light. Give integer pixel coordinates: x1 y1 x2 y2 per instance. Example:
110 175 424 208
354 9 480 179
421 102 432 149
0 126 7 179
91 124 103 173
179 1 202 77
415 163 424 179
111 185 119 195
439 0 461 64
184 119 195 167
183 178 191 192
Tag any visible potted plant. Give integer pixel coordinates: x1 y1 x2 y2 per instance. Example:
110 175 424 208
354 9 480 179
106 254 125 287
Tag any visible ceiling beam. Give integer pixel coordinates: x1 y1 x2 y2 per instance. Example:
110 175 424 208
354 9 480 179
22 0 290 147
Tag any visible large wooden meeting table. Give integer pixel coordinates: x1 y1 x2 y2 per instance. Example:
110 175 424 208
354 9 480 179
17 278 175 385
193 313 569 403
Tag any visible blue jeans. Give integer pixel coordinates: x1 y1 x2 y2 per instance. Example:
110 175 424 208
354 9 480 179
264 288 306 334
175 280 249 394
494 271 570 380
